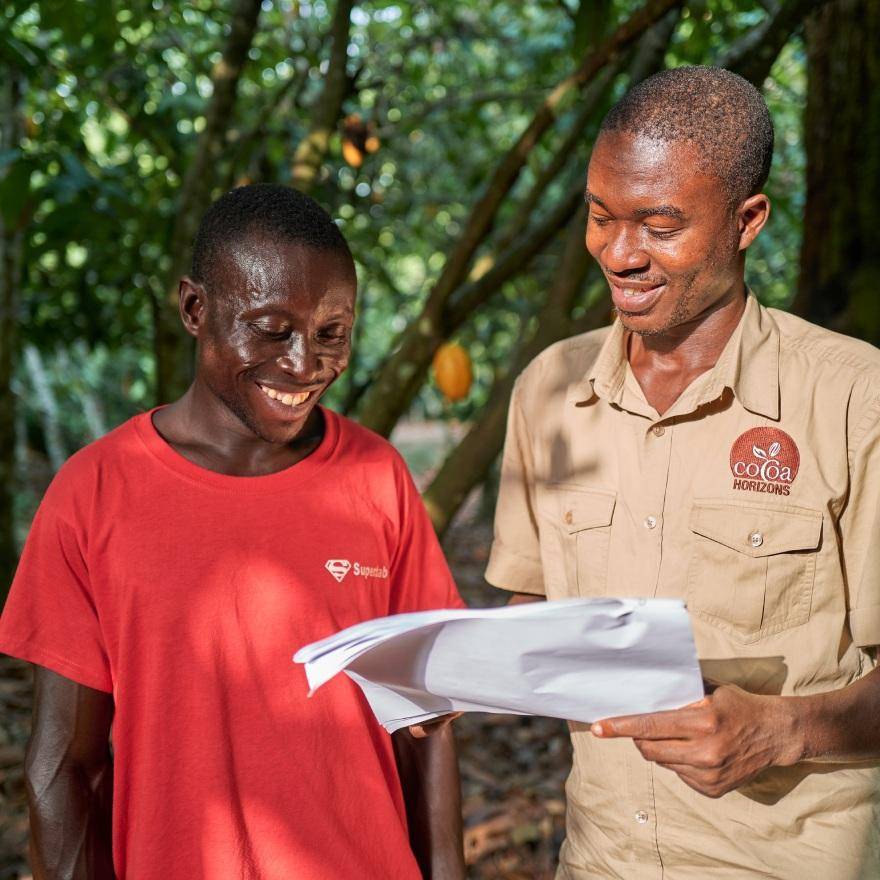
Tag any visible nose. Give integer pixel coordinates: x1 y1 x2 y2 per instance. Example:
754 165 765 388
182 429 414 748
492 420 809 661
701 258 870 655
276 333 322 382
602 224 649 275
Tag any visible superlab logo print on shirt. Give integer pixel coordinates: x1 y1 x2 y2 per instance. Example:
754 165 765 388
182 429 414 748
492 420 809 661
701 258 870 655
324 559 389 583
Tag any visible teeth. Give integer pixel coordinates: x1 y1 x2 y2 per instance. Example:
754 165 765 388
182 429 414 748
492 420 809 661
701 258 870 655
259 385 310 407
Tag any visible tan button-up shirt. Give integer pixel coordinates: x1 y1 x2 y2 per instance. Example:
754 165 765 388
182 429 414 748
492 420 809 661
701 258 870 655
486 294 880 879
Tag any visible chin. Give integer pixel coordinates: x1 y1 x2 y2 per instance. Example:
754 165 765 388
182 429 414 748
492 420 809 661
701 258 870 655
616 311 668 337
225 395 314 445
256 413 313 445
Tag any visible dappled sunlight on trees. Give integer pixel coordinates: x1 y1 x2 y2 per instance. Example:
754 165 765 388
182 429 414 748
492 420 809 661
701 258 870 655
1 0 875 874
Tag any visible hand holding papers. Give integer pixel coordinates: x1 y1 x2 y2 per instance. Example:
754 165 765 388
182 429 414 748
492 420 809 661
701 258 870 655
294 598 704 733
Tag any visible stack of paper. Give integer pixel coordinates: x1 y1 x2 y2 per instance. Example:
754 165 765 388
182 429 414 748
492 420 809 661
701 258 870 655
294 598 704 733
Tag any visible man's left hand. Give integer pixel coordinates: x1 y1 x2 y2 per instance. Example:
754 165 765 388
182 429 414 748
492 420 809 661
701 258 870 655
591 685 801 798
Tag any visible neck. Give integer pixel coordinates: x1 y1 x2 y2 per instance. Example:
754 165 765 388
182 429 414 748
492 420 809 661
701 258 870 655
626 281 747 415
153 381 324 476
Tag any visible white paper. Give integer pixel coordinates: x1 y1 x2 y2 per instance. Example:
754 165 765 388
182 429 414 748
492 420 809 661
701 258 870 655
293 598 704 733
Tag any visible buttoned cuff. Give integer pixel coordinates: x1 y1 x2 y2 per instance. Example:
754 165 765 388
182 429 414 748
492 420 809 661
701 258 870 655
848 604 880 647
484 541 546 596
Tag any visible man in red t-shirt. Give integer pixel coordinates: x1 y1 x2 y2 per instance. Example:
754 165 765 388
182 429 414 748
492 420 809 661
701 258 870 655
0 184 466 879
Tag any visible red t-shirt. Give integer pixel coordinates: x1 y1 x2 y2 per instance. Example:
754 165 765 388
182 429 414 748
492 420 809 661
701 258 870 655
0 407 463 879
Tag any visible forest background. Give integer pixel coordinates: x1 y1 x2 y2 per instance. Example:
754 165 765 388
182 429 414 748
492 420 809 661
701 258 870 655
0 0 877 877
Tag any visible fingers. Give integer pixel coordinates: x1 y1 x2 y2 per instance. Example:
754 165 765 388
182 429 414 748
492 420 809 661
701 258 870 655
633 737 712 766
591 698 710 740
407 712 463 739
656 763 731 799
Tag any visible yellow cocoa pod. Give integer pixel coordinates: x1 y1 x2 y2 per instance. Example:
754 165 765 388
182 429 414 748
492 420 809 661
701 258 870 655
432 342 472 402
342 139 364 168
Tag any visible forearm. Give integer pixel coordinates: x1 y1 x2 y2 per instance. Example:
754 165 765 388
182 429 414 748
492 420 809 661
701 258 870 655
26 754 115 880
392 723 465 880
779 665 880 764
27 667 116 879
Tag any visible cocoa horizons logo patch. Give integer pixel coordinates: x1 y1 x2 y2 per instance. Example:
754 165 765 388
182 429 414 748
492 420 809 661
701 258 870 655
729 428 800 496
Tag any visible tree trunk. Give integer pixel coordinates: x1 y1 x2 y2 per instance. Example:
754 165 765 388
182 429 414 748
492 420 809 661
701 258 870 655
0 70 25 601
355 0 681 437
795 0 880 343
423 209 604 537
420 0 814 534
421 9 691 534
290 0 356 192
154 0 263 404
356 186 582 439
718 0 830 87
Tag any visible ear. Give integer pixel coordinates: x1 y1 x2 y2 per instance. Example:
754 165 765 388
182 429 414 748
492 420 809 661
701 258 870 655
178 276 207 339
736 194 771 252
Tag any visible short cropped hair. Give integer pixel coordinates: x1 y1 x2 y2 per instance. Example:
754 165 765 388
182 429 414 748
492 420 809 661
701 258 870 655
599 66 774 202
191 183 353 288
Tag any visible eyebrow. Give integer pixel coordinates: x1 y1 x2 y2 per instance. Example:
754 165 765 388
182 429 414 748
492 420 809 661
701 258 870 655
585 191 686 222
242 304 355 319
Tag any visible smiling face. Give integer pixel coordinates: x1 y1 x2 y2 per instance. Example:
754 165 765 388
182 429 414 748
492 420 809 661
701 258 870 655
586 131 759 336
188 234 356 445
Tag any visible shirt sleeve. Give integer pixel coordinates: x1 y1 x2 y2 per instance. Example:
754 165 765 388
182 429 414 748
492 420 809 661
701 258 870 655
0 499 112 692
843 398 880 648
484 378 546 596
387 456 466 614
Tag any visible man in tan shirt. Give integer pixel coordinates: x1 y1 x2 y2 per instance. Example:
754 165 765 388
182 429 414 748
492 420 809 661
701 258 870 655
486 66 880 879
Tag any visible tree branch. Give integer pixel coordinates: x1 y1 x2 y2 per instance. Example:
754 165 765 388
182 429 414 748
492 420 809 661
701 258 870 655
154 0 263 402
493 6 680 255
718 0 831 86
355 184 582 439
0 67 26 600
290 0 357 192
425 0 680 310
355 0 681 436
446 185 584 329
378 87 552 136
423 209 605 536
223 61 311 191
491 65 617 255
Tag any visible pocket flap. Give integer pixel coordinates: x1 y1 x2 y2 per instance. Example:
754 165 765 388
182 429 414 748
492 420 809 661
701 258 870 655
547 486 616 534
690 499 822 558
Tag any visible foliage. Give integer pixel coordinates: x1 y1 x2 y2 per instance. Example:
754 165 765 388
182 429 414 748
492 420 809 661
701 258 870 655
0 2 863 874
3 0 812 515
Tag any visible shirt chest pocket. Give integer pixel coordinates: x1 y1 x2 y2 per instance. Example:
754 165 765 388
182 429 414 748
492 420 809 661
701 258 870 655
687 499 822 642
539 485 616 599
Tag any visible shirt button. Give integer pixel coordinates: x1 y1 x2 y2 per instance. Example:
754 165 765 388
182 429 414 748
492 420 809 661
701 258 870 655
652 425 665 437
635 810 649 824
644 515 658 530
749 531 764 548
564 510 573 525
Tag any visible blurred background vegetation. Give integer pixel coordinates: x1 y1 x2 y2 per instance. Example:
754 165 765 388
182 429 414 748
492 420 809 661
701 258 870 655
1 0 878 875
2 0 878 585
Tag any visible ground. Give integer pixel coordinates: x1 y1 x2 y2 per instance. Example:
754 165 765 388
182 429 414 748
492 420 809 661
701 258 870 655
0 514 571 879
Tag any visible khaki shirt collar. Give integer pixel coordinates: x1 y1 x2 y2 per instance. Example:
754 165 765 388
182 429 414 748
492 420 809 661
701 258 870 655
568 293 780 420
